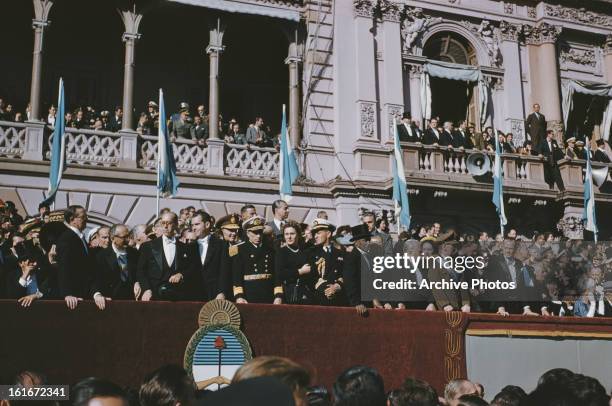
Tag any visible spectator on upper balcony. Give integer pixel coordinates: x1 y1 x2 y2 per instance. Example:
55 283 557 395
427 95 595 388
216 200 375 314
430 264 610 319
538 130 565 192
4 104 15 121
46 105 56 127
100 111 113 132
467 125 482 150
226 117 238 137
226 122 246 145
14 112 24 123
73 109 88 129
423 118 441 145
85 106 97 126
109 107 123 132
454 120 471 149
92 119 104 131
574 140 588 160
593 139 611 163
190 115 208 146
505 133 517 153
526 103 546 149
246 117 271 147
440 121 456 147
397 112 419 142
196 104 207 120
564 137 577 159
169 108 193 141
0 98 7 120
146 100 159 130
482 127 495 152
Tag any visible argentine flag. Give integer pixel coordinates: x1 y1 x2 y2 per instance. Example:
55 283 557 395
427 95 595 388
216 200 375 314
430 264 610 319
492 130 507 233
157 89 179 198
392 118 411 230
42 78 66 206
583 139 598 242
279 104 299 201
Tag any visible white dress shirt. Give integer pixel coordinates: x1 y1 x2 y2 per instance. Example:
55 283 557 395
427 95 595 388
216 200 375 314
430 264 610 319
273 218 284 232
162 235 176 266
67 223 88 252
197 235 211 265
403 123 413 137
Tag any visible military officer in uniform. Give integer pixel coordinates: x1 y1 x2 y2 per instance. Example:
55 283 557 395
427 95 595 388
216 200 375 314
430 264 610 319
215 213 243 301
308 218 346 306
231 216 283 304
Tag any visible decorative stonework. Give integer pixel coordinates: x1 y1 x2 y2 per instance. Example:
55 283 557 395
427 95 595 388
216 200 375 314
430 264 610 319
499 20 522 42
407 63 423 79
386 104 404 141
463 19 501 66
524 23 562 45
378 0 401 22
604 35 612 56
359 101 377 138
510 119 525 147
491 77 504 91
557 212 584 240
401 7 442 53
544 5 612 28
560 48 596 67
527 6 536 19
503 2 514 14
353 0 376 18
119 10 143 41
32 0 53 24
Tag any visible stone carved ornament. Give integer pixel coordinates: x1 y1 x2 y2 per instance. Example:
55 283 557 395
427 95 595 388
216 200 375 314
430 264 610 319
461 19 502 66
545 4 612 28
353 0 401 21
353 0 377 18
401 7 442 53
360 102 376 137
499 20 522 42
604 35 612 55
560 48 596 67
523 23 562 45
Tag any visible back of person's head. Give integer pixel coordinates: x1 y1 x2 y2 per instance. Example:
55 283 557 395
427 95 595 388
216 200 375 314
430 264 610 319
401 377 438 406
232 356 310 403
567 374 609 406
445 379 477 405
333 366 385 406
537 368 574 388
491 385 526 406
306 385 332 406
139 365 195 406
522 383 577 406
72 377 128 406
458 394 489 406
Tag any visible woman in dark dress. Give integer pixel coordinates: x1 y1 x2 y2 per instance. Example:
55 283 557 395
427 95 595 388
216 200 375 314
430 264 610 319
275 222 316 304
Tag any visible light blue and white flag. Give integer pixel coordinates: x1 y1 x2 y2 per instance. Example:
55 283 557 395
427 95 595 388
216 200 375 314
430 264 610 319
583 139 598 242
279 104 299 201
157 88 179 198
42 78 66 206
392 118 411 230
492 130 508 234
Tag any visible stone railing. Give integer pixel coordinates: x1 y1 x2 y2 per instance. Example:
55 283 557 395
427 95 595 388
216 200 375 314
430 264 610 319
225 143 279 179
0 121 27 158
46 127 122 167
140 136 209 173
401 143 550 189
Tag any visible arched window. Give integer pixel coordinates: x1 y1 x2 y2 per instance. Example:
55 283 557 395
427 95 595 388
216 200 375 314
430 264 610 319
423 32 477 66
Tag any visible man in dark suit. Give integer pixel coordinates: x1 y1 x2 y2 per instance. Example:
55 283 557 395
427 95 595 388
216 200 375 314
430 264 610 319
453 120 470 148
593 139 611 163
397 112 418 142
189 210 226 301
525 103 546 148
422 118 441 145
439 121 456 147
137 211 193 301
109 107 123 132
56 205 95 309
537 130 565 191
191 115 209 145
4 241 50 306
93 224 138 303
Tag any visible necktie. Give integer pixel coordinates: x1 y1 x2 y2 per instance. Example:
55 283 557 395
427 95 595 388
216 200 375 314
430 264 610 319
81 236 89 253
118 253 128 281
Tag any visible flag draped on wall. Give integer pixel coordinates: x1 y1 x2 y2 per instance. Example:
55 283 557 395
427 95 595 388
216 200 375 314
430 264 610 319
583 140 598 242
492 130 508 235
42 78 66 206
392 118 411 230
157 88 179 198
279 104 299 201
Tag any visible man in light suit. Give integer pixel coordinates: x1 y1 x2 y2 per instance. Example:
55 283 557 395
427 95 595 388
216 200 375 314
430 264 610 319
137 211 193 301
525 103 546 149
266 200 289 240
246 117 268 146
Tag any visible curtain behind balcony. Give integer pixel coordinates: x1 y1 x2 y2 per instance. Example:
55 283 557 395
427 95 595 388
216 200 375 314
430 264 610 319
561 79 612 141
420 60 489 127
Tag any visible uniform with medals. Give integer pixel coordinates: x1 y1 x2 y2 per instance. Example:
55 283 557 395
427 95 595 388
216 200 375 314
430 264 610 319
231 216 283 303
308 219 346 306
215 214 243 301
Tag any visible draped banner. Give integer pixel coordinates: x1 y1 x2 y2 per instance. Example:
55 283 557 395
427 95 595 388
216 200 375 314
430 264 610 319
561 79 612 141
420 60 490 127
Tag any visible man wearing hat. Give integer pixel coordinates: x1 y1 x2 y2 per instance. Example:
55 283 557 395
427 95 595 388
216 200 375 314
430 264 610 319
308 218 346 306
397 112 418 142
342 224 374 315
574 139 588 160
231 216 282 304
215 213 243 300
564 137 577 159
169 106 193 140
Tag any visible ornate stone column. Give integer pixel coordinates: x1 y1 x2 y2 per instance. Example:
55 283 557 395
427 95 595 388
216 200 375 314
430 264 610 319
379 1 404 143
525 23 563 137
29 0 53 122
353 0 379 142
119 9 142 131
285 29 303 149
499 21 526 145
206 17 226 176
207 17 225 140
604 35 612 85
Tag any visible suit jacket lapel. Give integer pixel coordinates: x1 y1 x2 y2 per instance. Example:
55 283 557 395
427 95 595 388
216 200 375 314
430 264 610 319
203 237 218 268
152 238 164 271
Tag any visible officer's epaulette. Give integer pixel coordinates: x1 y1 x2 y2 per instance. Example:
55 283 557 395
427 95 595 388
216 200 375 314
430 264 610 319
229 241 244 257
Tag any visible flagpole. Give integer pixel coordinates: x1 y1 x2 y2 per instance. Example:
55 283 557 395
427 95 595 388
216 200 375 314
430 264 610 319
494 129 505 238
156 88 161 218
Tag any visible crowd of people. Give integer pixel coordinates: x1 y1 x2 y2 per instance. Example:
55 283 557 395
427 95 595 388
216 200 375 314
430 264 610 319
0 97 280 149
0 198 610 317
4 358 611 405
